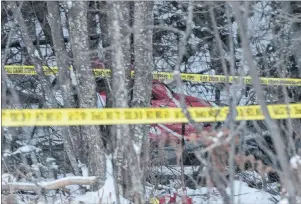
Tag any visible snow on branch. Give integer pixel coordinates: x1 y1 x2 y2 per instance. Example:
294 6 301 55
2 176 97 192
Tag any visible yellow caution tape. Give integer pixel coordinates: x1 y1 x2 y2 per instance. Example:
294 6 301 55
149 197 160 204
2 104 301 127
4 65 301 86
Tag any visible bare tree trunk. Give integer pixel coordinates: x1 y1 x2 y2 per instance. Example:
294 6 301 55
119 2 132 95
21 2 37 42
31 2 53 48
107 1 132 200
88 1 100 51
207 3 229 107
98 2 114 124
68 1 106 189
9 2 57 108
129 2 154 202
99 2 111 69
47 1 80 176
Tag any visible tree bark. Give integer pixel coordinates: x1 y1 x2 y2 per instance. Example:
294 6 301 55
88 1 101 51
107 1 132 200
129 2 154 202
99 2 113 110
31 1 53 48
9 2 57 108
68 1 106 189
47 1 81 176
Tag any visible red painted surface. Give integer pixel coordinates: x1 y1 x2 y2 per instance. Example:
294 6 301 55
97 78 213 144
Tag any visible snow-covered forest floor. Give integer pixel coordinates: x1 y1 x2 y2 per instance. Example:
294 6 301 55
2 155 289 204
2 1 301 204
2 164 283 204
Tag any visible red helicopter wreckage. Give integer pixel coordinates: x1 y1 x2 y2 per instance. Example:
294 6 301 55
96 78 214 145
92 56 216 146
87 59 277 167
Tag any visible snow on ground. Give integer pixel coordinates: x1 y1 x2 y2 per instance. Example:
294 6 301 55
3 161 280 204
145 179 279 204
147 166 279 204
290 155 301 169
4 171 280 204
151 165 201 177
73 156 131 204
185 180 279 204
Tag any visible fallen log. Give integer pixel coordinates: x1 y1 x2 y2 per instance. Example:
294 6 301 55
2 176 97 192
